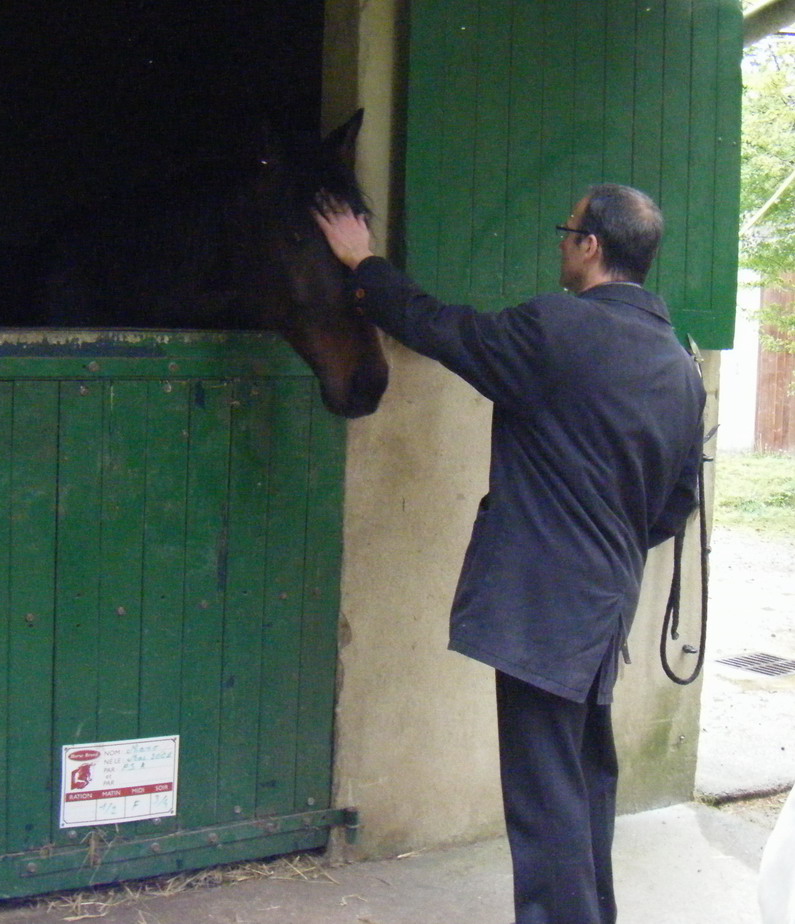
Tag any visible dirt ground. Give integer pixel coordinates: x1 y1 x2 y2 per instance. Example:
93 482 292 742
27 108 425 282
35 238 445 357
715 790 789 829
705 524 795 660
699 524 795 828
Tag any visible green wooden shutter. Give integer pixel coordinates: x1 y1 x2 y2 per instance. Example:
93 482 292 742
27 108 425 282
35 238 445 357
405 0 743 349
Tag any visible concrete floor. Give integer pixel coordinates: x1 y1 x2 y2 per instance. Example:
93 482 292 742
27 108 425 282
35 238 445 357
695 527 795 800
0 800 774 924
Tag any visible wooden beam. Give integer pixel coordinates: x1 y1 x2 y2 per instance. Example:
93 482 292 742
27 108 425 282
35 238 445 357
744 0 795 47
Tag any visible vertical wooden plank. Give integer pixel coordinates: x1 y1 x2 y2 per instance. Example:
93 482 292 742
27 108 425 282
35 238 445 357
630 0 666 292
756 292 795 451
139 379 190 735
51 381 104 843
216 381 270 823
602 0 636 187
405 0 448 290
709 0 743 347
657 0 693 318
179 379 232 829
755 338 774 450
52 382 104 747
6 381 58 851
96 380 148 742
470 0 512 299
572 0 608 187
504 0 545 301
255 379 312 816
0 383 12 853
294 389 346 810
684 1 719 323
632 0 665 200
136 379 190 837
536 0 578 293
767 349 793 450
435 0 479 301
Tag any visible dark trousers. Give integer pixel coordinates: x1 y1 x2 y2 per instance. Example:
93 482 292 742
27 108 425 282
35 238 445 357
496 670 618 924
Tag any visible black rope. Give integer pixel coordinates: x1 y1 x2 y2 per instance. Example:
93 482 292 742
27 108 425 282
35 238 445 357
659 338 714 685
660 451 710 685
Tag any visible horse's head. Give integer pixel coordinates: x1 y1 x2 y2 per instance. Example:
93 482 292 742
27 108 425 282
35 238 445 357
248 111 388 418
12 109 388 418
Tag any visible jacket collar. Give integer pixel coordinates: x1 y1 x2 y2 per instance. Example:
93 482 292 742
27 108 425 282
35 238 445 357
578 282 671 324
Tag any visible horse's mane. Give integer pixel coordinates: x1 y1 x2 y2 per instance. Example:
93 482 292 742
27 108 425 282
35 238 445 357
279 129 369 218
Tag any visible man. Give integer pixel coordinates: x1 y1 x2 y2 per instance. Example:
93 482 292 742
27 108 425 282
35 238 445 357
315 184 705 924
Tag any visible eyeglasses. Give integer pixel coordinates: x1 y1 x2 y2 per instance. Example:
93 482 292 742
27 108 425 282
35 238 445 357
555 225 592 239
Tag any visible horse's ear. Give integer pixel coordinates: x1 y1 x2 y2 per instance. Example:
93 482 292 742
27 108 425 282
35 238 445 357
323 109 364 171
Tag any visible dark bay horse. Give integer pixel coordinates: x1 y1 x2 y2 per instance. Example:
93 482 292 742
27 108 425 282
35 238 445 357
8 110 388 418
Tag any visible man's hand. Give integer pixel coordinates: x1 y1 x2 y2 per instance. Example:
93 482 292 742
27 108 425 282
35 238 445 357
313 201 374 270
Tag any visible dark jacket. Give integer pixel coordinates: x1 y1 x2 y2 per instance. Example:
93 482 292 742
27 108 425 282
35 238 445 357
352 257 706 703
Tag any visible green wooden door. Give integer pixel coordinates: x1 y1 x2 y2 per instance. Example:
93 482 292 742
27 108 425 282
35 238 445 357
405 0 743 348
0 332 349 898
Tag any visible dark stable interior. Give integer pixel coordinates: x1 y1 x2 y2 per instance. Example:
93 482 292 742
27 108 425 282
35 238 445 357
0 1 324 327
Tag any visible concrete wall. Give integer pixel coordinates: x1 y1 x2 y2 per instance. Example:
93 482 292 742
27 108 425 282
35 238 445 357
614 351 719 813
324 0 715 857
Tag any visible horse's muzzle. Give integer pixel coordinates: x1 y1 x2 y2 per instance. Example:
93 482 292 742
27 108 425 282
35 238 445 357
325 360 389 418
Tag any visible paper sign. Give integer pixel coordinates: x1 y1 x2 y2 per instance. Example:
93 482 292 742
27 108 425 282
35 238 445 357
60 735 179 828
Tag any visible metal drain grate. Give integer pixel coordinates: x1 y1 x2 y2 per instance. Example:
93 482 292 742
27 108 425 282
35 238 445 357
717 652 795 677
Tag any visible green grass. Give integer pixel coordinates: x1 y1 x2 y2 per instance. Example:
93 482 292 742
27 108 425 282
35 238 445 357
713 451 795 533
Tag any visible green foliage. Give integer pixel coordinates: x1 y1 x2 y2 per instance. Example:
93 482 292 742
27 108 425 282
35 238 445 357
741 33 795 352
758 292 795 354
714 451 795 532
741 36 795 282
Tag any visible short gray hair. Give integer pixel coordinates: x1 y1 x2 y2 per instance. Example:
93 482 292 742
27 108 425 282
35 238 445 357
581 184 663 284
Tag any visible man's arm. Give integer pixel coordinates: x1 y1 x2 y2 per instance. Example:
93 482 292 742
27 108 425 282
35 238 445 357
314 203 550 411
647 422 703 548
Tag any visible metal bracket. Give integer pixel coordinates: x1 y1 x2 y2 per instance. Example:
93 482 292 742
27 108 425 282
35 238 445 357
341 807 360 844
256 806 360 844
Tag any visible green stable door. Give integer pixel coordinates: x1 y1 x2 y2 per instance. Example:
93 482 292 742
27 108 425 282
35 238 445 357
405 0 743 350
0 332 352 898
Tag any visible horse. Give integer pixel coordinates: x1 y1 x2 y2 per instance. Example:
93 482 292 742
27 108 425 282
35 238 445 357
4 110 388 419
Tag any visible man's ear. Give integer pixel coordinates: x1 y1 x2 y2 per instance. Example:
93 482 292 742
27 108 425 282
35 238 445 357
583 233 601 261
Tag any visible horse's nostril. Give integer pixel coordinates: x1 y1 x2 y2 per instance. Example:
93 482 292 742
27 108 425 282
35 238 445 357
352 362 389 414
323 361 389 419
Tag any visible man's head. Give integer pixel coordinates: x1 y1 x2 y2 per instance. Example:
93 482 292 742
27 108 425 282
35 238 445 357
558 184 663 293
